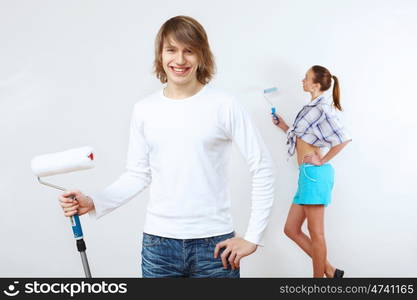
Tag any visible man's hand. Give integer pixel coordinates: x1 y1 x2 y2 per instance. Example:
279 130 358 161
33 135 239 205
214 237 258 270
58 190 95 217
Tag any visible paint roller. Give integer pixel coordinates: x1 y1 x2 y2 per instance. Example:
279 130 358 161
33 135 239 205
31 146 94 278
263 87 280 124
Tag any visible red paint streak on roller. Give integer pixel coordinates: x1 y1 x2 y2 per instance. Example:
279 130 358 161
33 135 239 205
88 153 94 160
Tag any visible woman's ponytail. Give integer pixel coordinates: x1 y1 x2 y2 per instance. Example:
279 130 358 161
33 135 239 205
311 65 342 111
332 75 342 111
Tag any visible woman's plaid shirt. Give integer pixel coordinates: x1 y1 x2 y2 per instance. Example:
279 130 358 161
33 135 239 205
286 95 351 157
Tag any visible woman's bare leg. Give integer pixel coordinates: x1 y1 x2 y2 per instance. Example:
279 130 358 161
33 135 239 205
303 205 326 277
284 204 334 277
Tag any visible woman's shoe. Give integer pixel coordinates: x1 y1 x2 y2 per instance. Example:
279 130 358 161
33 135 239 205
333 268 344 278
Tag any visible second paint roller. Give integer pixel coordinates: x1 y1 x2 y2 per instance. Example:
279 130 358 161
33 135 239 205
263 87 280 123
31 146 94 278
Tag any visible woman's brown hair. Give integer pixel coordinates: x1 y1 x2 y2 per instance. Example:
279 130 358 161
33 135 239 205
154 16 215 85
311 65 342 111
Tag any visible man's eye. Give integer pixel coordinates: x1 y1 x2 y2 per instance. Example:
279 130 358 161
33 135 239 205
185 49 192 54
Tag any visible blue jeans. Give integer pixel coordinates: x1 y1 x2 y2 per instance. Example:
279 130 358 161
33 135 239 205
141 231 240 278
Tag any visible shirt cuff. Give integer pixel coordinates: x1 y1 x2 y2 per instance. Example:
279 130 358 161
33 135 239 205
87 194 104 220
244 233 265 247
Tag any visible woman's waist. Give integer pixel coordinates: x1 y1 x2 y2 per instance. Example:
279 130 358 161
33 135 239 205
296 138 322 165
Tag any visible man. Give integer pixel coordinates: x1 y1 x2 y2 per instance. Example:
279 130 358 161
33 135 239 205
59 15 275 278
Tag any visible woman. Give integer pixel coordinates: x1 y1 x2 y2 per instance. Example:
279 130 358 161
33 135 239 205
273 65 352 278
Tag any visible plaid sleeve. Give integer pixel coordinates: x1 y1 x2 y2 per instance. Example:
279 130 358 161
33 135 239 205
314 108 352 147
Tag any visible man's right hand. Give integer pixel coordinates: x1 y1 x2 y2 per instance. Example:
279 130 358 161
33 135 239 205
58 190 94 217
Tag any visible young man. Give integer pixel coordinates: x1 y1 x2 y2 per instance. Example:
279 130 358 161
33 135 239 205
59 16 275 278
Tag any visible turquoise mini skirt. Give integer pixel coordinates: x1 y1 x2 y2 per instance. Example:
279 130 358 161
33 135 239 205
293 163 335 207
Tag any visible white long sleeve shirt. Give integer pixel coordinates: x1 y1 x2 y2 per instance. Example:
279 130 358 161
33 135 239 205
90 86 275 245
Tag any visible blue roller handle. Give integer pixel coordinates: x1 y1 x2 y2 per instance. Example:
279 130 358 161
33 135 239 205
71 214 84 239
271 107 279 122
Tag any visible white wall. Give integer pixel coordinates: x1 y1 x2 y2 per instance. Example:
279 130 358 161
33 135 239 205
1 0 416 277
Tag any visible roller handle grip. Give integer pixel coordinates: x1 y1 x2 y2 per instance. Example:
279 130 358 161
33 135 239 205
70 214 84 239
271 107 280 123
69 195 84 239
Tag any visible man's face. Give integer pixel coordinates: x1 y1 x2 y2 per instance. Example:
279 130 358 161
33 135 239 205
162 37 200 86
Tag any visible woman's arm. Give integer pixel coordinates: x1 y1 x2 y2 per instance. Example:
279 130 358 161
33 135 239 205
272 115 289 133
303 140 351 165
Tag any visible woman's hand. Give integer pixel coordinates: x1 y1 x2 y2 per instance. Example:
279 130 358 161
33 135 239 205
271 114 289 132
305 140 351 166
303 152 323 166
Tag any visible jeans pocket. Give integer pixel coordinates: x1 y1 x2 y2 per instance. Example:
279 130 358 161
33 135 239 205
142 233 163 247
208 232 235 247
